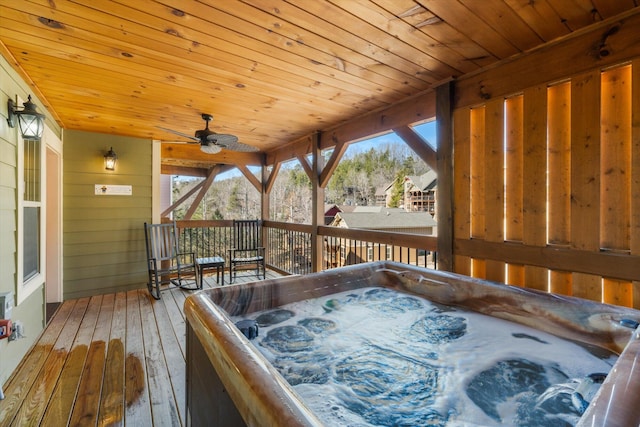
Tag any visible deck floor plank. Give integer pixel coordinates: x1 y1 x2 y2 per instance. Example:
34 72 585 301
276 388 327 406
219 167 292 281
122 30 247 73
98 292 127 427
124 290 152 425
0 299 77 424
151 291 187 426
69 293 115 426
40 295 103 426
161 287 188 358
12 297 91 426
0 271 282 426
139 291 182 426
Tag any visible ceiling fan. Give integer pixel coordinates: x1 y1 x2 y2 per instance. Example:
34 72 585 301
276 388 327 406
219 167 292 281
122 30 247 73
158 113 258 154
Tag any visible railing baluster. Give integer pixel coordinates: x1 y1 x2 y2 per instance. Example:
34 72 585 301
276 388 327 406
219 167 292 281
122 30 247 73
175 220 437 276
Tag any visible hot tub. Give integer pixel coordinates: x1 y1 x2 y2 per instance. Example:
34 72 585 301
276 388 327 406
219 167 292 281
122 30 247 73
184 261 640 427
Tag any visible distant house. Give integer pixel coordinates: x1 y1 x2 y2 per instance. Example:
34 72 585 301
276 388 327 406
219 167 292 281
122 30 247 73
403 170 437 215
323 204 356 225
324 204 342 225
379 170 438 214
374 185 388 206
326 207 436 268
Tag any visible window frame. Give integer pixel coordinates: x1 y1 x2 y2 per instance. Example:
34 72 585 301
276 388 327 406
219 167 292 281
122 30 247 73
16 131 46 305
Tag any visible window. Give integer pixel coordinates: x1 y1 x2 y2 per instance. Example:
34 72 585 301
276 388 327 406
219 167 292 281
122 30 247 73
18 136 45 303
367 246 374 262
386 245 393 260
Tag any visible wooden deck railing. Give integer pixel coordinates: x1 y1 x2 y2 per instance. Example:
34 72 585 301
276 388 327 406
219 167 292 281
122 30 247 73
174 220 438 276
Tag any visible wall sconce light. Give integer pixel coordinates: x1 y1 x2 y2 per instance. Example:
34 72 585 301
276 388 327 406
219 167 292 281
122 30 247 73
7 95 45 141
104 147 118 171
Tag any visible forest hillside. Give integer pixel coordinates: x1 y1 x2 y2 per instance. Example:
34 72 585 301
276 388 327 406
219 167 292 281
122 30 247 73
172 141 429 223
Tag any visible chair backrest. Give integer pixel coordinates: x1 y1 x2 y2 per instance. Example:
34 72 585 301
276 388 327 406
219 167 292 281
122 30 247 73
144 222 179 262
232 220 262 251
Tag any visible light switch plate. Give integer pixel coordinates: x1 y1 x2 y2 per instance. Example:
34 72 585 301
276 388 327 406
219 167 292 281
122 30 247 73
0 291 14 319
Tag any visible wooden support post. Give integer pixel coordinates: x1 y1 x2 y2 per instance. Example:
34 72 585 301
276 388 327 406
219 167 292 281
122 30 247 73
452 107 471 276
505 94 524 287
261 165 270 222
633 59 640 309
571 70 602 302
261 165 270 257
484 98 505 283
601 64 632 307
547 82 572 296
311 132 324 272
523 85 549 292
470 106 486 279
436 82 453 271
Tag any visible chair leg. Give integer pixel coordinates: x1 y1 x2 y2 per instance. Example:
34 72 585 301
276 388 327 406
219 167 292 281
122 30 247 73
148 261 161 300
150 270 161 300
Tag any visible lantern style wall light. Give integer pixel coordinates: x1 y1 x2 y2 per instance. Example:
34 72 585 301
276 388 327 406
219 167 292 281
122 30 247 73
7 95 45 141
104 147 118 171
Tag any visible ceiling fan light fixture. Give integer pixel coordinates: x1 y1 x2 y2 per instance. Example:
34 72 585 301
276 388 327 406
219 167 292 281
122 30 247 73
200 142 222 154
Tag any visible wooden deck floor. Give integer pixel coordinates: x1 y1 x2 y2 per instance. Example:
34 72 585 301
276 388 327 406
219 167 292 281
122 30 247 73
0 270 281 427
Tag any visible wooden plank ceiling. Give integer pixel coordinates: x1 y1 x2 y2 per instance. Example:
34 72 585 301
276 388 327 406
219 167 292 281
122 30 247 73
1 0 637 171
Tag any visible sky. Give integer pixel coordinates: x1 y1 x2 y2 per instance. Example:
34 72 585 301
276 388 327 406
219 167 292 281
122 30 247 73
346 120 437 154
177 120 437 181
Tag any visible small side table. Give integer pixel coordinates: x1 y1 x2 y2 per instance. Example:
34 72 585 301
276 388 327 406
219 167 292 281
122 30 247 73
195 257 225 288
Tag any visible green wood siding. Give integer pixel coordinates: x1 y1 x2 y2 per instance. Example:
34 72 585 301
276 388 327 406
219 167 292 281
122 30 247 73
0 54 54 386
63 130 152 298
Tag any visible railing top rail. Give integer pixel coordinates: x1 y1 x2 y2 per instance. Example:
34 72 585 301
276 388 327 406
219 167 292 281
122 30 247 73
318 225 437 251
263 220 313 233
175 219 234 229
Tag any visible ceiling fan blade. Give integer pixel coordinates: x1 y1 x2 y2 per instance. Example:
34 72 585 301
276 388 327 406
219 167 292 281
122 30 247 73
200 142 223 154
158 115 258 152
156 126 199 142
223 140 260 152
205 133 237 145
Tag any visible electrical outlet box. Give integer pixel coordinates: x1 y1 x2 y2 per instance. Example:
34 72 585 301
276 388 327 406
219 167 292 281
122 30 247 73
0 291 14 319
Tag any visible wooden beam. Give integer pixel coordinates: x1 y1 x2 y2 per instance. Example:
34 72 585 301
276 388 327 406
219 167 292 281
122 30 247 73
264 162 281 195
237 165 262 193
319 140 348 188
162 143 263 166
160 165 209 178
455 239 640 283
435 82 453 271
161 180 206 218
264 90 437 167
184 166 221 220
455 8 640 109
266 134 314 166
324 90 437 150
392 125 437 170
296 154 314 181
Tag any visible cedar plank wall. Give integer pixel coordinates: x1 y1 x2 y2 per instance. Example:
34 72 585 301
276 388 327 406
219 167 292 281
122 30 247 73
453 61 640 308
